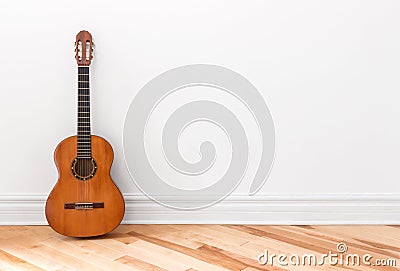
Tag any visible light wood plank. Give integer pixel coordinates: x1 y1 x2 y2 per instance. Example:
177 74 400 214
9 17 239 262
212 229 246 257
0 225 399 271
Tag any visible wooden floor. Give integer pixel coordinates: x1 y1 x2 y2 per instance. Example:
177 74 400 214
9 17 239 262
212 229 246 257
0 225 399 271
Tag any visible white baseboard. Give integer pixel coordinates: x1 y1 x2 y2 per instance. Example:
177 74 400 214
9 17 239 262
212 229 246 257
0 193 399 225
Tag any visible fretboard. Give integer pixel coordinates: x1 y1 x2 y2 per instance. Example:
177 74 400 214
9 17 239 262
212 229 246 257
77 66 91 158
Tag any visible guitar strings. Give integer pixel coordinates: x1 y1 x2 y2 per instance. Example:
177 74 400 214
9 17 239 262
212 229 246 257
84 55 86 202
87 66 90 203
86 66 90 203
76 65 91 204
78 66 80 204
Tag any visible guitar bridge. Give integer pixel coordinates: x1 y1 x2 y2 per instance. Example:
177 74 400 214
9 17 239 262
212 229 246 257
64 202 104 210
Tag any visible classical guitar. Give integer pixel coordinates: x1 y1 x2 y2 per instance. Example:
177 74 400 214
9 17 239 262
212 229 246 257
45 30 125 237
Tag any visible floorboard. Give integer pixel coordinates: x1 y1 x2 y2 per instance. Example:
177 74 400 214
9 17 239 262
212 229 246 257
0 225 399 271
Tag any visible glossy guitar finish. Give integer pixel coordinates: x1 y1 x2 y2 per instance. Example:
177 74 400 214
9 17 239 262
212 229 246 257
46 135 125 237
45 30 125 237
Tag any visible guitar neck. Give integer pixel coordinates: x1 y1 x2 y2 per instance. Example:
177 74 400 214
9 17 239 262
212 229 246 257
77 66 92 158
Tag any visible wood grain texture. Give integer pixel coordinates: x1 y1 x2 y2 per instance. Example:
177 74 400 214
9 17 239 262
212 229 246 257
45 135 125 237
0 225 399 271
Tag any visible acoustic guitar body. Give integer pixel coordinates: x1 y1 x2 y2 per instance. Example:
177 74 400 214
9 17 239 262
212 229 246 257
46 135 125 237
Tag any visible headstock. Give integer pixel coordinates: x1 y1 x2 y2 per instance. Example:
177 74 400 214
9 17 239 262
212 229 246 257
75 30 94 66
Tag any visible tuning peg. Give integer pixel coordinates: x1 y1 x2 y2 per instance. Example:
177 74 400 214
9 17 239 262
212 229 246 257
92 42 95 49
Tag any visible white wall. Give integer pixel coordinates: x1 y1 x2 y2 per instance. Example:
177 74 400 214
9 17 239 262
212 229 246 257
1 0 400 224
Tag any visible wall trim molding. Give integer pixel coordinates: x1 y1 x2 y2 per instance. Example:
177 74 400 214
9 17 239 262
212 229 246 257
0 193 399 225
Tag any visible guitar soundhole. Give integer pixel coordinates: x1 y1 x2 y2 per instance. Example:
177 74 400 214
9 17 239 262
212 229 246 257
71 158 97 181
